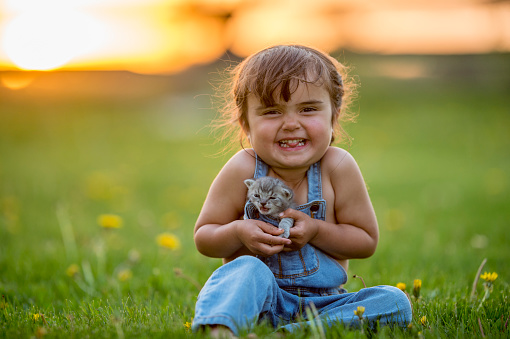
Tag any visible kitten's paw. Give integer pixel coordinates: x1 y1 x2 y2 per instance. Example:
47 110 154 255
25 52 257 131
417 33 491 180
278 218 294 239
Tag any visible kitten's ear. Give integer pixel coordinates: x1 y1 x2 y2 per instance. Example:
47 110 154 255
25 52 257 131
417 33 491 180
244 179 255 189
282 188 293 200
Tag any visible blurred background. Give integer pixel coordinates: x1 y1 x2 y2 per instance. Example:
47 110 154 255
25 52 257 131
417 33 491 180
1 0 509 102
0 0 509 293
1 0 510 73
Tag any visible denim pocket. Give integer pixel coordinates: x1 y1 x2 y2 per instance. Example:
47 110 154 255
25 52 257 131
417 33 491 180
261 244 319 279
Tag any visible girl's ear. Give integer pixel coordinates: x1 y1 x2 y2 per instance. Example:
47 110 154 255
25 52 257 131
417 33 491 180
239 117 251 144
330 108 341 143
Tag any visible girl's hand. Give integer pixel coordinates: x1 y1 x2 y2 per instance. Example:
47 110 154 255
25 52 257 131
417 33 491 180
279 209 319 252
235 219 292 257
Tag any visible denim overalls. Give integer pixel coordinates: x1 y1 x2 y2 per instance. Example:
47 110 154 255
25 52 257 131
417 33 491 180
193 154 412 335
244 154 347 297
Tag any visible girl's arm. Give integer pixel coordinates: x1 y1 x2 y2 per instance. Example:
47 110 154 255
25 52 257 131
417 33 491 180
281 148 379 260
194 151 291 259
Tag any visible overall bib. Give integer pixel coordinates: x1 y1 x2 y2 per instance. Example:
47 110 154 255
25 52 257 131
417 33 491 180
244 154 347 296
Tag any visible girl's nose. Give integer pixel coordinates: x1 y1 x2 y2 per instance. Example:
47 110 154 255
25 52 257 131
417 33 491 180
282 114 300 131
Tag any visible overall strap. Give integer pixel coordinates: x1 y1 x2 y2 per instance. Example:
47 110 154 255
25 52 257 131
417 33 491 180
254 151 323 202
254 153 269 178
306 161 323 202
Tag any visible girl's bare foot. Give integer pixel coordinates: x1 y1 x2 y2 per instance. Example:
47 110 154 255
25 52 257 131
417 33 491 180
209 325 237 338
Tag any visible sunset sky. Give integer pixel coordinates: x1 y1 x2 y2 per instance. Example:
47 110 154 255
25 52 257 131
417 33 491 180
0 0 509 74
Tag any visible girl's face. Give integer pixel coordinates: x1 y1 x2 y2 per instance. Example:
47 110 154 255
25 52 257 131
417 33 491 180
245 82 334 171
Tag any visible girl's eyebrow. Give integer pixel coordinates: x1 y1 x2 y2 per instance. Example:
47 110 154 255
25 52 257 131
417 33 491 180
255 100 325 111
298 100 324 106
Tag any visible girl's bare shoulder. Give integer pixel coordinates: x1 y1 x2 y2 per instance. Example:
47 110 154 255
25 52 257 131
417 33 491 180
321 147 358 175
220 149 257 180
197 150 256 225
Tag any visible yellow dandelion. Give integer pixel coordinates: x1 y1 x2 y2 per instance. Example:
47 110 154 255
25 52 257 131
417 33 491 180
117 268 133 282
66 264 80 278
33 313 41 321
414 279 422 289
396 282 406 291
184 321 192 332
354 306 365 318
420 316 427 326
480 272 498 283
98 214 123 229
413 279 422 298
156 232 181 250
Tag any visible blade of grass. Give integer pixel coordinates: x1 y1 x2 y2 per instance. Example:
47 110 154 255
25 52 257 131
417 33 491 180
56 203 78 261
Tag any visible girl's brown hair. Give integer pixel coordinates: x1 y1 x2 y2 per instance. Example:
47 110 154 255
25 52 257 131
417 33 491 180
213 44 357 151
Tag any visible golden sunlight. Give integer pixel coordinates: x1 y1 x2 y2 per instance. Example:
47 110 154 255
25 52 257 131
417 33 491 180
0 0 509 74
0 72 35 89
2 9 106 71
0 0 226 73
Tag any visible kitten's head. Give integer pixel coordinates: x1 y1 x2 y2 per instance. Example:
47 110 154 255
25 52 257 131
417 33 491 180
244 177 293 217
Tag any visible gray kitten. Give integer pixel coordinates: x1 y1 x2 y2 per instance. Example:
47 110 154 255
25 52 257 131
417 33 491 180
244 176 295 238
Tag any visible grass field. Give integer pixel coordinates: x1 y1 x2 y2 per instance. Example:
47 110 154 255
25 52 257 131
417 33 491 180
1 54 509 338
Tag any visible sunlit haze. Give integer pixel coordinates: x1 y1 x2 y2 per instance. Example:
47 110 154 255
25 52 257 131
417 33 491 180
0 0 509 73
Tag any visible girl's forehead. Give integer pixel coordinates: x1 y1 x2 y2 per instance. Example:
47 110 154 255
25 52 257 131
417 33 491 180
249 82 329 108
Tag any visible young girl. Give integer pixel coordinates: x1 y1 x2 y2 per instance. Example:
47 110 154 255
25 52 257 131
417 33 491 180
192 45 412 336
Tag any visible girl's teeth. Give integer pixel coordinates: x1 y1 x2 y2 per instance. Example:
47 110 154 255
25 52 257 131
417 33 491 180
279 139 305 147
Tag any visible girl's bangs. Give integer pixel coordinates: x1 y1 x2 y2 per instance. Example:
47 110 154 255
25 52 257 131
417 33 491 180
246 55 327 108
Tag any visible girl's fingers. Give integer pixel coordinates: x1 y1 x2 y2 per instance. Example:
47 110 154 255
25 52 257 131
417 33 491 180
279 208 304 220
256 243 285 257
258 222 284 236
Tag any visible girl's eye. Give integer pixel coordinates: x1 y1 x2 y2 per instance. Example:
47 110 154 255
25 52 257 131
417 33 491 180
263 110 279 115
302 107 317 113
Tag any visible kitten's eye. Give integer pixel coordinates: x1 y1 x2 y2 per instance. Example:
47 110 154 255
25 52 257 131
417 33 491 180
254 194 260 198
269 197 276 200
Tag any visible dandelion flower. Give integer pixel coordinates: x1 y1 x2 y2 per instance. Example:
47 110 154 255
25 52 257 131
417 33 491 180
354 306 365 318
414 279 422 289
396 282 406 291
413 279 422 298
117 268 133 282
33 313 41 321
98 214 123 229
420 315 427 326
66 264 80 278
156 232 181 250
480 272 498 283
184 321 192 332
479 271 498 305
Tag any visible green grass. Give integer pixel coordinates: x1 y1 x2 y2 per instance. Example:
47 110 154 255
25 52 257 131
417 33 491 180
1 54 509 338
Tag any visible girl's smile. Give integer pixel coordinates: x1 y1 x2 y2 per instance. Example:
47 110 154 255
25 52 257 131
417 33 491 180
246 82 334 170
278 139 306 148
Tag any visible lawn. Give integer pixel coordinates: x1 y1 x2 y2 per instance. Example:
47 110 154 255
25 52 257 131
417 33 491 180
0 54 509 338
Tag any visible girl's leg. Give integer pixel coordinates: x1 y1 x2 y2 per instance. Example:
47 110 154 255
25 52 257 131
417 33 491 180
279 285 412 332
330 285 412 327
192 256 281 336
